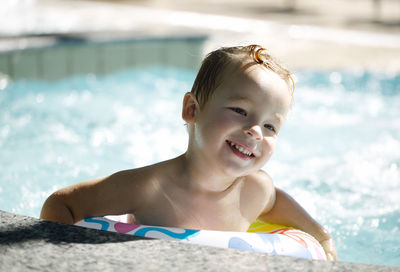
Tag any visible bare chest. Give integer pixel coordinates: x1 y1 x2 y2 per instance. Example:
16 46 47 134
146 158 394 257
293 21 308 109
134 189 255 231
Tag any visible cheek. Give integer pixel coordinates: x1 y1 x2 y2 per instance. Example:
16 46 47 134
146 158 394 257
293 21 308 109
201 111 235 136
196 114 236 150
262 137 277 160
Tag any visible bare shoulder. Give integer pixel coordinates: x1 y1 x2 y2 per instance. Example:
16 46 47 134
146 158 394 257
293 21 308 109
57 162 167 221
240 170 276 219
111 158 180 201
244 169 274 192
107 162 166 199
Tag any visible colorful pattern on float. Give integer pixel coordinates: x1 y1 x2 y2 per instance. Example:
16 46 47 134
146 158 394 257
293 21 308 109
75 217 326 260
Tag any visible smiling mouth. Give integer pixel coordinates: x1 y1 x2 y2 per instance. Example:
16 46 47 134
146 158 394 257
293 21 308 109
226 140 255 158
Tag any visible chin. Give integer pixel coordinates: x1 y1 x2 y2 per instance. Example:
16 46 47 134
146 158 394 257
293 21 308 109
220 164 258 178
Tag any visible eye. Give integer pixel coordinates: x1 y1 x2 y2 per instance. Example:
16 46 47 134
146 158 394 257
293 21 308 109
230 107 247 116
264 124 276 132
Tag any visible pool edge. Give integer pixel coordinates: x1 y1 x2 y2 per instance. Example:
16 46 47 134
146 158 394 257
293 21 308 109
1 210 398 271
0 35 208 81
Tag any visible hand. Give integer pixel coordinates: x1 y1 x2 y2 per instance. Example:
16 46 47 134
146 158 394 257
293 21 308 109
319 237 338 261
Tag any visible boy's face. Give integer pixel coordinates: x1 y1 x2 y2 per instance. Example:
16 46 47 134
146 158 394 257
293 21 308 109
191 63 292 177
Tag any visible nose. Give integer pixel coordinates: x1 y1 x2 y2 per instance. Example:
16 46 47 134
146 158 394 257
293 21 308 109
244 125 263 141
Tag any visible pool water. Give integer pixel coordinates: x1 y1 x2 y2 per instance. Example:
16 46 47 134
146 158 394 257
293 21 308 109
0 67 399 266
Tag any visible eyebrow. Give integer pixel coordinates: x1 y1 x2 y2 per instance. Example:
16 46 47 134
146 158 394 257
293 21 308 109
227 95 253 103
274 113 285 124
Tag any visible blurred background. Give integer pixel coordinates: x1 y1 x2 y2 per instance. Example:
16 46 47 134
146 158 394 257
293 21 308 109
1 0 399 71
0 0 399 267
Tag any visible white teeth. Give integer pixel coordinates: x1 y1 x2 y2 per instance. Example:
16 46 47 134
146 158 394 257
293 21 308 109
228 141 253 156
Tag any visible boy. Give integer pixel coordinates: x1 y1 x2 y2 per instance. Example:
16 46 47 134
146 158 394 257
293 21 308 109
41 45 337 260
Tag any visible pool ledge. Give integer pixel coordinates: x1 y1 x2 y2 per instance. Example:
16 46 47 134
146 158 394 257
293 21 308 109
1 211 397 271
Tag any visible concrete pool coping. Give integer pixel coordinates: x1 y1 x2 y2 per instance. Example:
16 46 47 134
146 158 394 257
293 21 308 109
1 210 399 271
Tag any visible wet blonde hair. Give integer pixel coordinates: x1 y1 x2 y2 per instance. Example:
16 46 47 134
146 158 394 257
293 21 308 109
190 44 295 108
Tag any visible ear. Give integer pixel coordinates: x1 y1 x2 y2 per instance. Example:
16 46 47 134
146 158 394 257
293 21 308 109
182 92 199 124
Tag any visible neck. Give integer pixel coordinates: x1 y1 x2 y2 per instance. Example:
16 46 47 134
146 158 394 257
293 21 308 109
175 151 239 195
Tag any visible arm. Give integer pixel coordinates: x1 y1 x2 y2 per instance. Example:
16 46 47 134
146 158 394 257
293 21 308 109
259 187 337 261
40 170 143 224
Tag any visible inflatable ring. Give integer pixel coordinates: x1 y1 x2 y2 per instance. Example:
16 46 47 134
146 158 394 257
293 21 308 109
75 217 326 260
